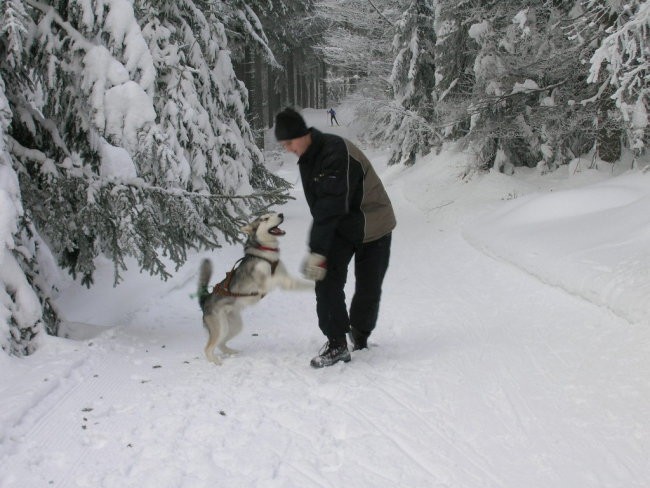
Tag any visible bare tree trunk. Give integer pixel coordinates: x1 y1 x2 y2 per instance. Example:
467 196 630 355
287 53 295 107
267 65 278 127
300 72 308 107
310 69 316 108
253 52 265 147
296 52 303 108
322 61 328 109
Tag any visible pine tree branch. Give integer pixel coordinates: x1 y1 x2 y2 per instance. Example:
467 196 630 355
137 182 294 203
9 136 292 204
367 0 395 27
469 79 571 113
23 0 94 51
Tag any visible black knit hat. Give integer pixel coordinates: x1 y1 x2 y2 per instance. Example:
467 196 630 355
274 108 309 141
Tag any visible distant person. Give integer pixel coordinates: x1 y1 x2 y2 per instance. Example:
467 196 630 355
327 107 340 126
274 107 396 368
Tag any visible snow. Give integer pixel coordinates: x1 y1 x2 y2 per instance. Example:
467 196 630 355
512 9 530 35
103 81 156 148
0 163 44 354
82 46 156 150
99 140 137 180
104 0 156 94
1 109 650 487
468 21 491 42
465 171 650 324
511 79 540 94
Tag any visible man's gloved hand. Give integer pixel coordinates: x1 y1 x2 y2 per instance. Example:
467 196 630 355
301 252 327 281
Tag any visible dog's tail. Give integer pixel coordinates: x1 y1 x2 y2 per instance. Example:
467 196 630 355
197 259 212 310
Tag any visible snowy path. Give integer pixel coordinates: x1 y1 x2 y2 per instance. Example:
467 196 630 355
1 115 649 487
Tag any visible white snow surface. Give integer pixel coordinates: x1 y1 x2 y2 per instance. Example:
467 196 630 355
1 109 649 487
99 139 137 180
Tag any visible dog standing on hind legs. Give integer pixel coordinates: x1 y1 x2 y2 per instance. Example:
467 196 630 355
197 212 313 364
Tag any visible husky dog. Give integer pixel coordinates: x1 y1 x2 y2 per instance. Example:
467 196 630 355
197 212 313 364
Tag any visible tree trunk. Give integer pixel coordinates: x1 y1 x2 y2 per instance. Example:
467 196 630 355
300 73 308 107
267 65 277 127
296 69 303 107
596 91 622 162
310 69 316 108
287 54 295 107
253 52 264 147
322 61 328 109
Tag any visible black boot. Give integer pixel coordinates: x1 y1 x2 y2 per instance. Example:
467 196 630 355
348 328 369 351
310 338 351 368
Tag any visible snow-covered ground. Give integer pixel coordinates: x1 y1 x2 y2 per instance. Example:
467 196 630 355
1 109 649 488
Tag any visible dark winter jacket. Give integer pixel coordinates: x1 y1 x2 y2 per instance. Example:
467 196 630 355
298 128 396 256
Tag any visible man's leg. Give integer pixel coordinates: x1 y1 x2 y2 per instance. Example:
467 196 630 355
315 235 355 340
311 235 355 368
349 233 392 345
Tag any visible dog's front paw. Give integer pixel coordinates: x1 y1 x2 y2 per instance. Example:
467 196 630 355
220 346 241 357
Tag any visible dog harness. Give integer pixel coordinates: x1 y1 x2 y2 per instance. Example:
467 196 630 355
212 255 279 298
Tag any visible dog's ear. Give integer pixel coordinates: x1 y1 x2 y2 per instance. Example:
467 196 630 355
240 223 254 235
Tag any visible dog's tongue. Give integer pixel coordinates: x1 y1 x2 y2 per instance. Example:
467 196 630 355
269 226 285 236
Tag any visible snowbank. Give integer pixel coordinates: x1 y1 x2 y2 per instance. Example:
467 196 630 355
464 170 650 325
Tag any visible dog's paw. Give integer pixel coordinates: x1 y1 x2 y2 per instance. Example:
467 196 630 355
205 353 222 365
220 347 241 357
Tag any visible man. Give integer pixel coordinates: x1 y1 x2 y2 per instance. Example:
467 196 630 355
274 107 396 368
327 107 340 126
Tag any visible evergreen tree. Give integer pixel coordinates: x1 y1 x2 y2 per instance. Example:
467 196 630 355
433 1 600 173
227 0 316 130
385 0 438 165
581 0 649 162
1 0 289 355
315 0 438 166
432 0 476 141
1 0 56 353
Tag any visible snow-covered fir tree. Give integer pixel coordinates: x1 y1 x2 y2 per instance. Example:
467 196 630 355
425 0 648 173
433 2 602 173
317 0 438 166
581 0 649 162
0 0 58 354
0 0 289 355
384 0 438 165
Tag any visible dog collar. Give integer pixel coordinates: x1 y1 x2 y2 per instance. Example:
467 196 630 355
256 245 279 252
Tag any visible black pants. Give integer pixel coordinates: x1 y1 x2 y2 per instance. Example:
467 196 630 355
315 233 391 341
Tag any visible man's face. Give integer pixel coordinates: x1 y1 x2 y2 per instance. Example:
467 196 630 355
280 133 311 157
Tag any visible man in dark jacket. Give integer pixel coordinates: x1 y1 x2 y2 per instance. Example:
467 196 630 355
274 108 396 368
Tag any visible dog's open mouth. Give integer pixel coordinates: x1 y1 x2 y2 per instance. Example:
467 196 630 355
269 225 286 236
